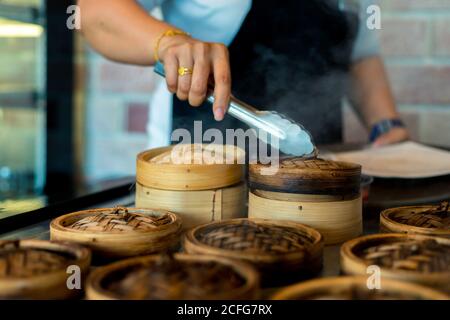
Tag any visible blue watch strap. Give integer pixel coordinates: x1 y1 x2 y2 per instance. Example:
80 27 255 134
369 119 405 142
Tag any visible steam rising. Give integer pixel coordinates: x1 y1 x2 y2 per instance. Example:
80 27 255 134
258 112 315 157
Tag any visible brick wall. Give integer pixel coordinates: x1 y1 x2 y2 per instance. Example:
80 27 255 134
81 1 450 181
344 0 450 147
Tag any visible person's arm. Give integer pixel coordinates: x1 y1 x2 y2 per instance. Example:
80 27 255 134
349 56 409 146
77 0 231 120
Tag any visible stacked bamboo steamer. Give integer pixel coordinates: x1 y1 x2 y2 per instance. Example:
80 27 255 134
136 144 247 229
248 157 362 245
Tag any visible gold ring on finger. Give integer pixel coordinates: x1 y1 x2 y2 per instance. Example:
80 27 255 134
178 67 193 76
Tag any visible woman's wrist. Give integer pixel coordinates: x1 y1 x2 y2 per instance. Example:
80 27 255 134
369 118 406 143
154 29 191 62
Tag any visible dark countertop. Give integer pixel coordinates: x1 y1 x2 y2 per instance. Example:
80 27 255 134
0 193 135 241
0 177 135 234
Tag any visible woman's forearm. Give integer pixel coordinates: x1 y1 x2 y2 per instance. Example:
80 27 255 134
349 56 409 145
77 0 232 120
349 56 399 127
78 0 172 65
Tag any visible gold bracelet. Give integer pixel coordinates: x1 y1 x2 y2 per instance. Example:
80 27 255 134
154 29 190 62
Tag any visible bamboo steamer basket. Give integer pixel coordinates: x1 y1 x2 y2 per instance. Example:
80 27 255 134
136 182 246 230
50 207 182 260
136 145 245 191
340 233 450 293
136 144 247 229
248 157 362 245
86 253 259 300
0 239 91 299
183 218 323 287
271 276 450 300
380 201 450 238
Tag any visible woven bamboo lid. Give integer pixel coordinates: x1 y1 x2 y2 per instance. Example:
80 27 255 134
184 218 323 260
86 253 259 300
0 240 90 278
340 233 450 292
271 276 450 300
380 201 450 238
51 207 179 233
249 157 361 195
184 218 323 286
50 207 182 259
0 240 91 299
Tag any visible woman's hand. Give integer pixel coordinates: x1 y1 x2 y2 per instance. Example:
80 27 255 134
157 35 231 121
372 127 410 147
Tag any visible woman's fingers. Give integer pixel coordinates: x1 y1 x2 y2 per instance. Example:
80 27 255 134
163 47 178 94
211 43 231 121
189 43 210 107
176 43 194 101
159 37 232 120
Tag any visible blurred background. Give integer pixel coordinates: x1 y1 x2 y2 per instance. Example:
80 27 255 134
1 0 450 211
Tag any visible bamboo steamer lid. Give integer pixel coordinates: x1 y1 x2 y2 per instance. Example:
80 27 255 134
183 218 323 287
380 201 450 238
137 144 245 191
0 240 91 299
271 276 450 300
340 233 450 293
86 253 259 300
249 157 361 196
50 207 182 260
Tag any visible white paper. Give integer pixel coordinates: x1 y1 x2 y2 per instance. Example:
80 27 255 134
329 142 450 179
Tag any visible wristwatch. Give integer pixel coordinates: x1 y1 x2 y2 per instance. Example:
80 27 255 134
369 119 405 142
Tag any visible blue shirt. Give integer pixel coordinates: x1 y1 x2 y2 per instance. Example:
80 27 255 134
139 0 251 45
